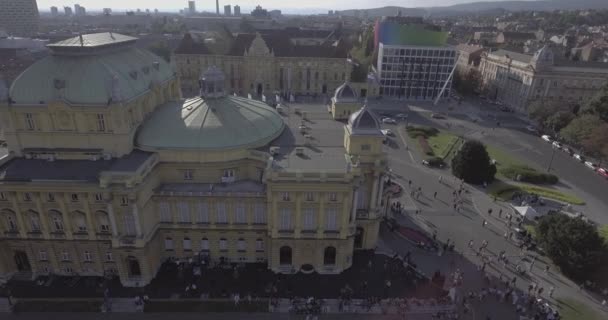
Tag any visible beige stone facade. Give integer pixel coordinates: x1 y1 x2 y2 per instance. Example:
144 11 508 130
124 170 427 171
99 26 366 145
479 46 608 111
0 33 387 287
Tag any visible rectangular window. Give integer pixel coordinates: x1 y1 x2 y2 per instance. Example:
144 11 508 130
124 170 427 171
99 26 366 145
47 193 55 202
61 251 71 261
216 202 227 224
253 203 266 224
361 144 371 151
124 213 136 236
303 208 316 231
235 203 246 224
279 208 293 231
281 192 290 201
25 113 35 130
71 193 79 202
159 202 172 222
53 216 64 231
7 216 17 231
83 251 92 262
219 238 228 251
164 237 174 250
94 193 103 202
96 114 106 131
255 239 264 251
196 202 209 223
237 239 246 251
328 192 337 202
120 196 129 206
200 238 209 251
30 215 41 232
305 192 314 201
222 169 236 183
177 202 190 223
325 208 338 231
105 252 113 261
39 250 47 261
183 169 193 180
183 238 192 251
23 193 32 201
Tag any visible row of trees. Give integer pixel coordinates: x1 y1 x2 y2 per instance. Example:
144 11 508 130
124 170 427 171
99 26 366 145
528 83 608 163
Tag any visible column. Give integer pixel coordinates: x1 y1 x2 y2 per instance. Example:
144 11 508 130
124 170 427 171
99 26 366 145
294 193 301 236
132 204 142 238
377 174 385 210
370 175 380 212
350 188 359 222
83 198 96 239
58 195 73 240
317 199 325 236
10 194 27 238
106 203 118 237
34 197 50 237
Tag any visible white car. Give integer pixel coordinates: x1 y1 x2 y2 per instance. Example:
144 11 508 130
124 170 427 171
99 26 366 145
552 141 562 149
541 135 552 142
381 117 396 124
525 125 538 133
585 161 597 170
573 154 585 162
381 129 394 136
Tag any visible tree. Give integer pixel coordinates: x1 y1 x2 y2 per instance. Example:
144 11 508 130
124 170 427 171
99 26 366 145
544 111 575 134
451 140 496 184
535 214 606 280
559 114 603 146
582 123 608 163
583 83 608 122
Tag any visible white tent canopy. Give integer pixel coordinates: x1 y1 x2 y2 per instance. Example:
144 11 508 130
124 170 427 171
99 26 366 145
513 206 543 219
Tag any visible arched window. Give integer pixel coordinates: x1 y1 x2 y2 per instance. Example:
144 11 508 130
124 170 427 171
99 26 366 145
49 210 64 232
279 246 292 265
73 211 87 232
96 211 111 233
2 209 17 232
323 246 336 265
127 256 141 276
27 210 41 232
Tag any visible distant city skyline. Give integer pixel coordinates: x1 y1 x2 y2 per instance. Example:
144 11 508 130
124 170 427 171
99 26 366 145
37 0 541 14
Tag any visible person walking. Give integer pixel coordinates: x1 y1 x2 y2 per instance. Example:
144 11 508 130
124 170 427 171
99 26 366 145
433 191 437 199
548 286 555 298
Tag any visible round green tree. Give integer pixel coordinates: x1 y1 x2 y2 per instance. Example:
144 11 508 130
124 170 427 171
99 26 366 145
536 214 606 280
451 140 496 184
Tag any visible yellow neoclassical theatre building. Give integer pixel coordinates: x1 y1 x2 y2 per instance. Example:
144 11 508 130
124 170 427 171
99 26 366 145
0 33 388 287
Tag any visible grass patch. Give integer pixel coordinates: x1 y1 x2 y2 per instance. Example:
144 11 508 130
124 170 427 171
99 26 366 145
486 145 558 184
427 133 458 159
488 180 585 205
406 126 439 139
145 300 268 312
523 224 537 238
556 298 603 320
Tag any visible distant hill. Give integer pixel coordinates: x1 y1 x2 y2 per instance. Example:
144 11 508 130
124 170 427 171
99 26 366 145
338 0 608 17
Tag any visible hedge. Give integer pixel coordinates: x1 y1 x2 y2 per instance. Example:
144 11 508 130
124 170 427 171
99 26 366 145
500 165 559 184
407 126 439 138
418 136 434 156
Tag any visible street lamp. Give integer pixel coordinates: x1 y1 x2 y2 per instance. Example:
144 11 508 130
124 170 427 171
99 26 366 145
547 145 557 172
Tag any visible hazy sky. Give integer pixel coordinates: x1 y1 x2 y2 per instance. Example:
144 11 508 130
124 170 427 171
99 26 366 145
37 0 537 13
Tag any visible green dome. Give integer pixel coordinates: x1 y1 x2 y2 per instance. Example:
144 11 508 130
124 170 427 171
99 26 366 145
136 96 285 150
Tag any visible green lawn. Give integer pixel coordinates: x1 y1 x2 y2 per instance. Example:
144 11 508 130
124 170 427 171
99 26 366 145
427 132 458 159
488 180 585 205
523 224 537 238
486 145 532 179
556 298 603 320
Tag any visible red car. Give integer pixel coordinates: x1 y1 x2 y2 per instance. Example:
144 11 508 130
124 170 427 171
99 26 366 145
598 168 608 178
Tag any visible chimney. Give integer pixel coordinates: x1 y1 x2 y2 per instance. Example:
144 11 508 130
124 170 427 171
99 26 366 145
216 0 219 15
79 34 84 46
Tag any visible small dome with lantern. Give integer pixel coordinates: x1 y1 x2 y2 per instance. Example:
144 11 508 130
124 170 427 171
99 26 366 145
333 81 358 103
347 105 382 135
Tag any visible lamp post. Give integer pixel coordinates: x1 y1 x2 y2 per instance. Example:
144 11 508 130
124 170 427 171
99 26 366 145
547 145 557 172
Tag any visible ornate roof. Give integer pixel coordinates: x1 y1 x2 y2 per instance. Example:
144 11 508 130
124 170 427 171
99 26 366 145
348 105 382 135
9 33 173 106
136 96 285 150
333 82 358 103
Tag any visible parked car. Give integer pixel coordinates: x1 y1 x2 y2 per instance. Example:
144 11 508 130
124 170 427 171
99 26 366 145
561 146 574 156
598 168 608 178
396 113 408 119
431 113 445 119
573 154 585 162
541 135 552 142
422 157 445 168
552 141 562 149
381 117 396 124
381 129 394 136
585 161 597 170
525 125 538 133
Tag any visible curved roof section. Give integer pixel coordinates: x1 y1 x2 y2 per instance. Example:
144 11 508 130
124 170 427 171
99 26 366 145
348 106 382 135
333 82 358 103
9 43 173 105
136 96 285 150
